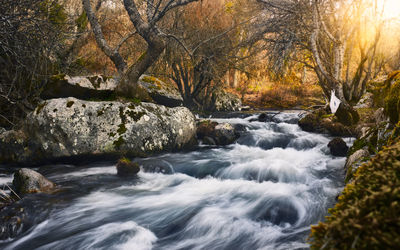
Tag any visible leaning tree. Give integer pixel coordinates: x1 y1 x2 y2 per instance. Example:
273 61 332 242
82 0 200 97
258 0 383 123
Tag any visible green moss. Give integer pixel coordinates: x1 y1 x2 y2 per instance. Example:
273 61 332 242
321 114 334 119
118 157 131 164
97 110 104 116
387 122 400 146
348 130 378 157
142 76 162 90
309 141 400 249
108 132 116 137
113 136 125 149
117 123 127 135
50 73 66 81
384 79 400 124
66 101 74 108
119 106 127 123
137 51 147 63
36 102 47 114
126 110 145 121
39 0 67 28
75 11 88 32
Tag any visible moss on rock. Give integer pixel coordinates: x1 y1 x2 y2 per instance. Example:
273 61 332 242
384 79 400 124
66 101 74 108
309 141 400 249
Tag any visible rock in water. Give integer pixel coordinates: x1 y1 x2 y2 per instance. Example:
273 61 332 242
258 113 268 122
214 123 237 145
13 168 55 195
116 158 140 177
328 138 349 157
196 120 238 145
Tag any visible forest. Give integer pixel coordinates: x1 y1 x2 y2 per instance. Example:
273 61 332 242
0 0 400 249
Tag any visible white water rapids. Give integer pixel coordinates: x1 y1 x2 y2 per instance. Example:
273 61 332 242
0 112 352 249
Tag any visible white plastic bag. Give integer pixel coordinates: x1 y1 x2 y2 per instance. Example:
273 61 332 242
330 90 341 114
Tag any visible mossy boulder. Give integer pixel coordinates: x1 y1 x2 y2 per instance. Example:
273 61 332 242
298 108 355 136
196 120 239 145
298 113 321 132
384 77 400 124
309 140 400 249
335 104 360 126
116 158 140 177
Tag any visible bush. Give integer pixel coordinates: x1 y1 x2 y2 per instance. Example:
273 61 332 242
309 141 400 249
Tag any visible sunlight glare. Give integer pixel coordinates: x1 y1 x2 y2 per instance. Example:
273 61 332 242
380 0 400 20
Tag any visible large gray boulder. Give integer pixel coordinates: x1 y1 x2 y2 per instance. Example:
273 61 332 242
138 75 183 107
0 98 196 164
13 168 55 195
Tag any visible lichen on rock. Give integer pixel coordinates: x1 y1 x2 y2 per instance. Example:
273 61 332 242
0 98 196 164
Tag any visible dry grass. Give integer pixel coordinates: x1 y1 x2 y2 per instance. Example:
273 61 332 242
241 81 324 109
0 184 21 208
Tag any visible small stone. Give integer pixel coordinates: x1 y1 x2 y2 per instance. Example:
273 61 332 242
13 168 55 195
328 138 349 157
214 123 237 145
258 113 268 122
116 158 140 177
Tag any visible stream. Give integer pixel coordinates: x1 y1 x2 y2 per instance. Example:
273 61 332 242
0 112 352 250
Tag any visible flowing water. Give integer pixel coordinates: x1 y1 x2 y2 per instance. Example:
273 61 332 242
0 112 352 250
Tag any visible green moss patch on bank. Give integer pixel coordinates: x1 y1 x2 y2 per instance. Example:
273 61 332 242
310 141 400 249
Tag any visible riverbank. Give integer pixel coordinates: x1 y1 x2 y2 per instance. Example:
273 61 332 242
308 71 400 248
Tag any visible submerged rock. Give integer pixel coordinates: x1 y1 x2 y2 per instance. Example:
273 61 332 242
214 123 237 145
298 112 321 132
328 138 349 157
13 168 55 195
298 108 355 137
116 158 140 177
0 98 196 164
197 120 239 145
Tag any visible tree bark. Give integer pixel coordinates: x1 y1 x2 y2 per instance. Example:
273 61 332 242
82 0 127 74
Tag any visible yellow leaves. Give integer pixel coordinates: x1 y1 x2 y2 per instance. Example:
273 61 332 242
225 1 234 13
